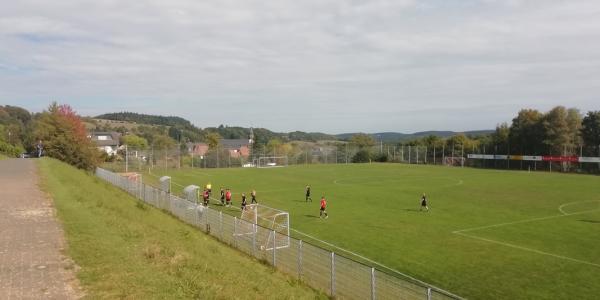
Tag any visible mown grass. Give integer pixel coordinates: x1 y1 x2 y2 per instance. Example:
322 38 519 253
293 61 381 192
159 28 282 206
142 163 600 300
38 158 325 299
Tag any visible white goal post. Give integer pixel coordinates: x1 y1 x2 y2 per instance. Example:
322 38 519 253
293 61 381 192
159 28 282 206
255 156 288 168
234 204 290 250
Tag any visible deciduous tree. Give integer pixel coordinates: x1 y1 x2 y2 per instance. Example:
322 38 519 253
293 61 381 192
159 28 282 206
34 103 101 170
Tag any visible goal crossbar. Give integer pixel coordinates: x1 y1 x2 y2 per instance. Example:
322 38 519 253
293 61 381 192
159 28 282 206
234 203 290 250
256 156 288 168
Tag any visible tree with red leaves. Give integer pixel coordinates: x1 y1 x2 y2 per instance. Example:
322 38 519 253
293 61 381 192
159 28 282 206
34 102 101 170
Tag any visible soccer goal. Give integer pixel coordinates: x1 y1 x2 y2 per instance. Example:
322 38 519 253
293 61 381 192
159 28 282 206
119 172 142 198
444 156 465 167
256 156 288 168
234 204 290 250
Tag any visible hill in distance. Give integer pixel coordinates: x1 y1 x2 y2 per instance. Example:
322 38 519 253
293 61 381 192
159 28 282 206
336 130 493 142
95 112 492 143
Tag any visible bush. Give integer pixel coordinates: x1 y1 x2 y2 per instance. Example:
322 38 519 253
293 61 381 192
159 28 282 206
373 153 389 162
352 150 371 163
0 141 25 157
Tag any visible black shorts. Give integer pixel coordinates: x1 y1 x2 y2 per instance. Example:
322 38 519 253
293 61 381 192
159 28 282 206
320 207 325 211
421 200 427 206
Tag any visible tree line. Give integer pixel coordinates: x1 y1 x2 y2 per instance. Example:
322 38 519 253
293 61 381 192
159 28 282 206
2 103 598 172
393 106 600 158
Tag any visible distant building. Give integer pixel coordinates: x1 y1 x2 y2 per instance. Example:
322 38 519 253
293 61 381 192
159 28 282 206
186 137 253 158
186 142 209 156
89 132 121 155
220 139 252 158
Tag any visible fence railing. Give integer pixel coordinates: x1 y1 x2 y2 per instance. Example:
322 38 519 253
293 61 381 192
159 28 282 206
95 167 462 300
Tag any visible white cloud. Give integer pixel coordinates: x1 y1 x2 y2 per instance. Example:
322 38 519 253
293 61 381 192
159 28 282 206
1 0 599 133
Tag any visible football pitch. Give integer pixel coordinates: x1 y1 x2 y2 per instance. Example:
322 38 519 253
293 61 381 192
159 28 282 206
142 163 600 299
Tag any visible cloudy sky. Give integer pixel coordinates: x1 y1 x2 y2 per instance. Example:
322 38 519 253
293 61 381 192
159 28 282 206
1 0 599 133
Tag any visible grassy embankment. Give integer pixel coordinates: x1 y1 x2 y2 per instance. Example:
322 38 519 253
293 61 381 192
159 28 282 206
38 158 325 299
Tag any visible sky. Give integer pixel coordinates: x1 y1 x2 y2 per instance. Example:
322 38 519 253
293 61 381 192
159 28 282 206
1 0 599 134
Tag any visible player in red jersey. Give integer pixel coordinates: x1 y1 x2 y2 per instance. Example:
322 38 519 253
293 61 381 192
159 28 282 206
225 189 232 207
319 196 328 219
202 189 210 206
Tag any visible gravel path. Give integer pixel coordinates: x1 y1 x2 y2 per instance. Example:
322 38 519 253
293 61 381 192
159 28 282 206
0 159 82 299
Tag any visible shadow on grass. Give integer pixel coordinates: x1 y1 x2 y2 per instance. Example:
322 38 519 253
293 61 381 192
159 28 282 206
402 208 422 212
578 219 600 223
304 214 320 218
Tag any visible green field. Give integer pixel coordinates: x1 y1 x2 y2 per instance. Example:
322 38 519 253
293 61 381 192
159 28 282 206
39 158 324 299
141 163 600 299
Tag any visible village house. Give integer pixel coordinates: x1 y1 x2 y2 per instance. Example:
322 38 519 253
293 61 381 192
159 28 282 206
89 131 121 155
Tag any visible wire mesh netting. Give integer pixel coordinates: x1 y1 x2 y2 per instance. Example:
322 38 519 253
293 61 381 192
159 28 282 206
95 167 462 300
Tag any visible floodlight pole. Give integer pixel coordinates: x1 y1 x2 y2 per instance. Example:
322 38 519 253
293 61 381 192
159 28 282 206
442 144 445 165
461 144 464 167
345 143 348 164
416 146 419 164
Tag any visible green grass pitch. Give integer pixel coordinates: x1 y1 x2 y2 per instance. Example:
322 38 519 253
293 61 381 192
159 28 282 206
143 163 600 299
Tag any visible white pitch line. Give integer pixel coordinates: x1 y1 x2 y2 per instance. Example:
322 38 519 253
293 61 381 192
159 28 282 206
454 231 600 268
333 176 463 187
558 200 600 215
453 208 600 234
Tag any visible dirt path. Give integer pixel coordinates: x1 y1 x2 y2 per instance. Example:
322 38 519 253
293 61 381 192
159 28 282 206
0 159 81 299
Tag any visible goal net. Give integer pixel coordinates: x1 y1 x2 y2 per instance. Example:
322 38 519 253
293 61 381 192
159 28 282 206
444 156 465 167
256 156 288 168
119 172 142 197
234 204 290 250
183 185 200 203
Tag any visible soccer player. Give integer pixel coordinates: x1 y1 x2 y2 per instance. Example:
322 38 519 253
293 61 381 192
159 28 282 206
220 188 225 206
305 185 312 202
202 189 210 206
319 196 328 219
225 189 232 207
206 182 212 196
241 193 247 210
251 189 257 204
420 193 429 212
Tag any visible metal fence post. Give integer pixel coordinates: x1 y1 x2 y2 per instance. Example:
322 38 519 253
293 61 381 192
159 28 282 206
205 206 210 232
298 240 303 280
371 267 376 300
252 224 256 257
219 211 223 240
427 288 432 300
233 217 237 248
272 230 276 266
331 252 335 297
204 206 208 226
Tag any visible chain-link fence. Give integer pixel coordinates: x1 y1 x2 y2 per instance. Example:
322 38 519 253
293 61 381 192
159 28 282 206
95 167 461 300
103 142 600 176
